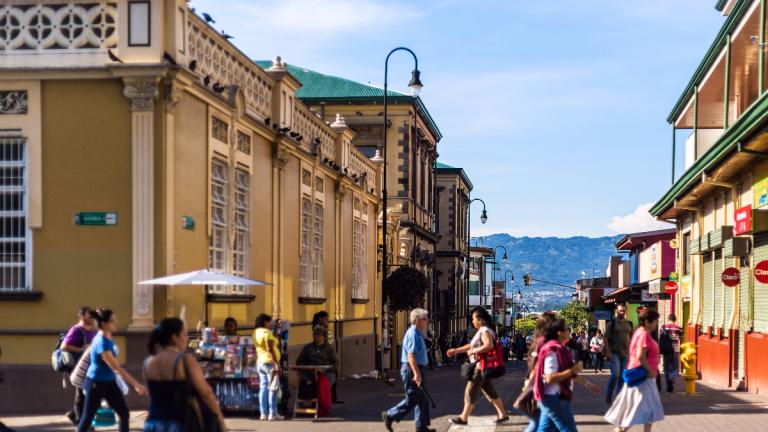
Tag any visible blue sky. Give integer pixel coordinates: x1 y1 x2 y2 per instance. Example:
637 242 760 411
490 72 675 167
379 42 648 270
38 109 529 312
190 0 724 237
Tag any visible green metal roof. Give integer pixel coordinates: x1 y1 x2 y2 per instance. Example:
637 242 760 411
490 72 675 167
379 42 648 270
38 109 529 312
651 91 768 217
254 60 442 141
715 0 728 11
667 0 751 123
434 161 473 191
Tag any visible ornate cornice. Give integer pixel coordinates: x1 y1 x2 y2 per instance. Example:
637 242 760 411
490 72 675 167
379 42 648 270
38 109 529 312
122 79 159 112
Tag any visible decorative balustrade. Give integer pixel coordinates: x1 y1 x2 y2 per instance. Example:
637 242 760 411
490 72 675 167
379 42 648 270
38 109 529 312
186 14 272 120
0 1 117 52
292 102 336 158
348 147 378 193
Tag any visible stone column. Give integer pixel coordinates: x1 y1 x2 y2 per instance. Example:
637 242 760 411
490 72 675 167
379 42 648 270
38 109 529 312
123 78 158 330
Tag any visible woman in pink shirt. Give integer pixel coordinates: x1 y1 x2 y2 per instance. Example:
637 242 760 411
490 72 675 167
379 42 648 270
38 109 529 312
604 308 664 432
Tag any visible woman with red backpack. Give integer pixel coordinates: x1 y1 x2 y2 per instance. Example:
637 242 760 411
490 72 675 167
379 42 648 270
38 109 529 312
446 307 508 426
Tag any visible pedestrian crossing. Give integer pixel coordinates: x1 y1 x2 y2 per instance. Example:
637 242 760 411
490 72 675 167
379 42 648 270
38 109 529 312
446 415 498 432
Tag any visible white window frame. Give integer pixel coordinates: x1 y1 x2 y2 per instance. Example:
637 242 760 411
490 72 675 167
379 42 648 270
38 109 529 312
299 166 325 300
0 135 30 292
232 167 251 295
352 196 368 301
208 157 228 294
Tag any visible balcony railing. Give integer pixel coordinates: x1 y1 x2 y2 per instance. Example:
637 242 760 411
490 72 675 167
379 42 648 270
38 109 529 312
291 103 336 158
186 13 272 120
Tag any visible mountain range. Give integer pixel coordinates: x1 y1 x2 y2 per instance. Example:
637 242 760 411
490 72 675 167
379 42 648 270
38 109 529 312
473 233 623 311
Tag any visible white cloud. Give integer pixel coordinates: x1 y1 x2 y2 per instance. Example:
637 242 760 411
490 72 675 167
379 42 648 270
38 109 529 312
606 203 673 234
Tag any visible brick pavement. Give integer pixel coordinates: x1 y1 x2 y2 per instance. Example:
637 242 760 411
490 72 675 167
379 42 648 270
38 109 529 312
4 362 768 431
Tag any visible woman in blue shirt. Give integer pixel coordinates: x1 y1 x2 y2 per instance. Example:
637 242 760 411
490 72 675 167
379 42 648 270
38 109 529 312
78 308 147 432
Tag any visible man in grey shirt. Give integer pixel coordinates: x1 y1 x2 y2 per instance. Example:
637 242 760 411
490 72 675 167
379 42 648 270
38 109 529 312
604 303 633 404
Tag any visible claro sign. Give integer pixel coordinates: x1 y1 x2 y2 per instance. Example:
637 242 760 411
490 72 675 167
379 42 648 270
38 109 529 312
756 261 768 284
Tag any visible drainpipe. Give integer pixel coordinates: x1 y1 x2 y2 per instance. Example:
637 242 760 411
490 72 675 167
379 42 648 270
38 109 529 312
725 34 732 129
694 86 699 159
760 0 766 95
672 124 676 185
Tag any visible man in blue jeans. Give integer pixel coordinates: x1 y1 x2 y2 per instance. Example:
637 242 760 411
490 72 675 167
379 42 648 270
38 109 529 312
382 308 435 432
604 303 632 404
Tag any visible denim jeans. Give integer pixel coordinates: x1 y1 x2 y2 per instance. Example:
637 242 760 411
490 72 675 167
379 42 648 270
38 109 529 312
77 379 129 432
663 352 679 388
537 395 576 432
386 364 430 431
143 420 183 432
606 353 628 400
258 363 278 417
590 352 604 372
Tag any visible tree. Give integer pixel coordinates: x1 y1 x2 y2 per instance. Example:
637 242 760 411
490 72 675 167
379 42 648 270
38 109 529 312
559 300 591 331
515 316 537 335
383 266 429 312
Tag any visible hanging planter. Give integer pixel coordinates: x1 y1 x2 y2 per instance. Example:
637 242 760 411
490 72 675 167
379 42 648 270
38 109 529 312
384 266 428 312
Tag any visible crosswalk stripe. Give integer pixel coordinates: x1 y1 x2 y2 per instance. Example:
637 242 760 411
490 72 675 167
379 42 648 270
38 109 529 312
446 415 497 432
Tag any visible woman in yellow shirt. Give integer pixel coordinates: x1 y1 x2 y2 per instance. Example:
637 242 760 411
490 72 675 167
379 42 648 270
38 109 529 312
253 314 282 421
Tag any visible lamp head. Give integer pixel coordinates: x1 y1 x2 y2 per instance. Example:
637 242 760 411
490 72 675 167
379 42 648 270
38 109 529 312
409 69 423 97
502 252 508 261
480 209 488 224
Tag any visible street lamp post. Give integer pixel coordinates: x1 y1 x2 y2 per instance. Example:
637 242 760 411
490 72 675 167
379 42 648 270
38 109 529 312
379 47 422 371
465 198 487 326
504 270 514 331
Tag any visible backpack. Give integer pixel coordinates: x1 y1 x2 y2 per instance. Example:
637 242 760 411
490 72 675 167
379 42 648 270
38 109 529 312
51 327 85 373
659 327 673 356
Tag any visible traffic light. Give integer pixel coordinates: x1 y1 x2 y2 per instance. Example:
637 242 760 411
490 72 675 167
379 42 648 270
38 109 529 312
524 273 531 286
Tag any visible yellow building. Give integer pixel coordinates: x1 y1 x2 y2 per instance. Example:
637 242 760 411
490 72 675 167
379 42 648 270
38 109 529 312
0 0 381 413
259 63 445 367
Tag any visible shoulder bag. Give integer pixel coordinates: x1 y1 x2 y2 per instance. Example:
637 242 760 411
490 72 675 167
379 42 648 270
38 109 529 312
460 361 477 381
69 345 92 388
479 333 506 379
175 353 220 432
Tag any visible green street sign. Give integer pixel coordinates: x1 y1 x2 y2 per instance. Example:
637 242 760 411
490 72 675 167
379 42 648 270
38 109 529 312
182 216 195 230
74 212 118 226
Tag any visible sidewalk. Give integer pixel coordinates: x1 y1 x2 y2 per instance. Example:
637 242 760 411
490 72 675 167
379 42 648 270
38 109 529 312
498 369 768 432
5 362 768 431
0 362 523 432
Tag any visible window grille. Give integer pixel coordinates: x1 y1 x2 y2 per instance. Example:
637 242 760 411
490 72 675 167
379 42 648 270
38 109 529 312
208 159 228 294
0 136 29 292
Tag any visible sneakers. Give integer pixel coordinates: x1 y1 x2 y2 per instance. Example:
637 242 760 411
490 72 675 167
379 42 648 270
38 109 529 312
259 414 267 421
268 414 284 421
381 411 394 432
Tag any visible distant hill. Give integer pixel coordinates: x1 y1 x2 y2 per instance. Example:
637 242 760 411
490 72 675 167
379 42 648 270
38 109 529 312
473 234 622 311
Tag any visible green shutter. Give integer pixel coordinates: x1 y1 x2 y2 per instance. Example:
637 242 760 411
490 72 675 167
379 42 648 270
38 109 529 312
724 257 736 331
714 250 723 329
702 253 714 329
753 233 768 332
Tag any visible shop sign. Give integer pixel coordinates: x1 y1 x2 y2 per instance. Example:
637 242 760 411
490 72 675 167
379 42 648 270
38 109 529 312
756 261 768 284
594 310 611 321
756 174 768 209
641 289 655 302
182 216 195 230
649 279 662 294
680 276 691 299
735 205 753 235
650 244 660 279
665 281 679 294
722 267 740 287
74 212 117 226
669 272 679 282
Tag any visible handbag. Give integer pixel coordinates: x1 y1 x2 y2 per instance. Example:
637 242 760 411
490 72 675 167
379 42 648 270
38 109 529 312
512 386 539 418
176 354 220 432
479 338 506 379
460 361 477 381
622 366 648 387
69 345 92 388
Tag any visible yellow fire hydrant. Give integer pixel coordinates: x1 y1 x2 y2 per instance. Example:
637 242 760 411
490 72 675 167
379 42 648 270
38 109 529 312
680 342 698 395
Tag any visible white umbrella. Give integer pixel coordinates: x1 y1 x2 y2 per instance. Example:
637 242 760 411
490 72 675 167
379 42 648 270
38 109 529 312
139 269 270 286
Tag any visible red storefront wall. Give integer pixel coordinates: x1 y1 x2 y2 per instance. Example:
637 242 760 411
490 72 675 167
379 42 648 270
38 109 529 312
696 328 733 388
745 332 768 394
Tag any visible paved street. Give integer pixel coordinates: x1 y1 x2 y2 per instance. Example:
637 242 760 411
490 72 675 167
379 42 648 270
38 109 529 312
4 361 768 431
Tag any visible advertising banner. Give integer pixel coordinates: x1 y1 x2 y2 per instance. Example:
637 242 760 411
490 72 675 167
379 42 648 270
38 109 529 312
735 204 753 235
